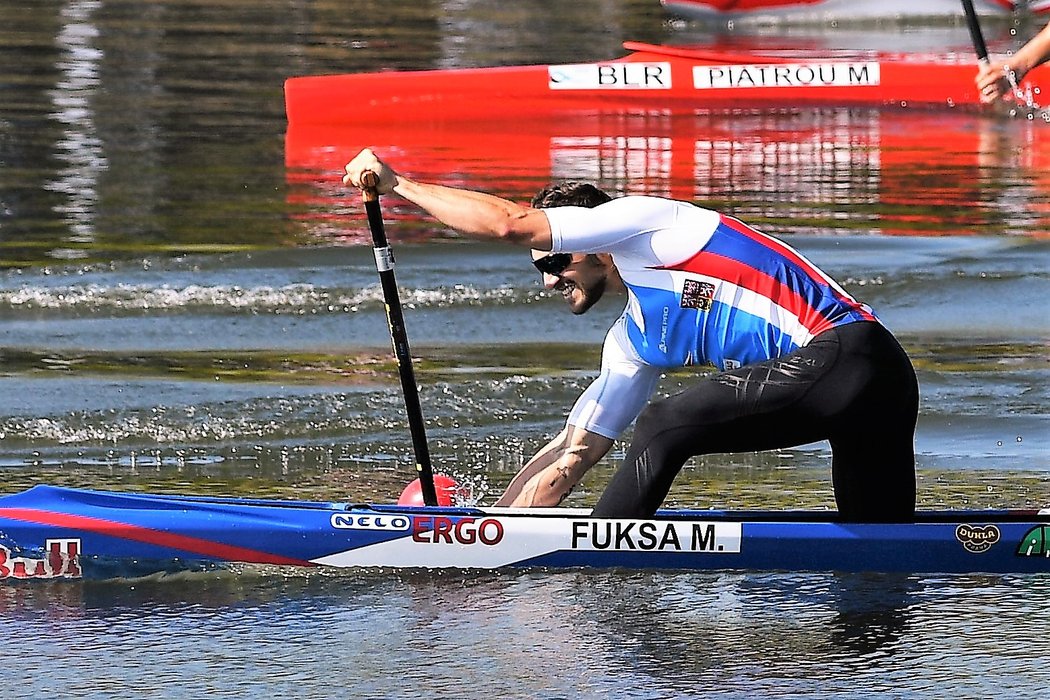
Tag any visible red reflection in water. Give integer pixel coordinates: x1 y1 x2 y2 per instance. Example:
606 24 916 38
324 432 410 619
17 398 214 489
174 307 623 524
286 109 1048 241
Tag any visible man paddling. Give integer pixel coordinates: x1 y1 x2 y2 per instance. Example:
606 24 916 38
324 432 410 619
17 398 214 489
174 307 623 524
344 149 918 522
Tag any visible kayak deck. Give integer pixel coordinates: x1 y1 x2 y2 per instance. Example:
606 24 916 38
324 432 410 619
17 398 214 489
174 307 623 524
1 485 1047 579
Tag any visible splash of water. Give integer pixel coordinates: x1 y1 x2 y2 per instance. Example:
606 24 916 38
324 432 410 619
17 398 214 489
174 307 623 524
1003 66 1050 123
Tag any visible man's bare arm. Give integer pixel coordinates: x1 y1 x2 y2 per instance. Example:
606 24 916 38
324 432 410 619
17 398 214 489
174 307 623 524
494 425 614 507
344 148 553 249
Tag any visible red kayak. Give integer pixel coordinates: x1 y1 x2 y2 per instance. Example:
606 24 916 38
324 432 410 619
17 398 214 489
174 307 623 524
660 0 1019 22
284 41 1048 127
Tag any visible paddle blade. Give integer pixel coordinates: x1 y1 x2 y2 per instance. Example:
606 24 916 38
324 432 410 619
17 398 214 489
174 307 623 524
397 475 460 506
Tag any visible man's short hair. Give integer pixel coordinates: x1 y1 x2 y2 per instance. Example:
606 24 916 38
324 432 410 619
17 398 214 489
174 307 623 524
531 182 612 209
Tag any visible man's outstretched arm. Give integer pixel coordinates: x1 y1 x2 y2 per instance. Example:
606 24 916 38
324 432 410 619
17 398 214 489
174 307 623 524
344 148 553 249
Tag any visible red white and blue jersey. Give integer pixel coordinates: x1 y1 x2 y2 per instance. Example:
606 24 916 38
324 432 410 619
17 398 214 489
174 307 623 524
543 196 878 438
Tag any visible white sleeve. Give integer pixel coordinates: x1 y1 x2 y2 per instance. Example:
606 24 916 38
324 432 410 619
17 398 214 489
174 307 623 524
543 196 680 255
566 317 663 439
542 196 720 264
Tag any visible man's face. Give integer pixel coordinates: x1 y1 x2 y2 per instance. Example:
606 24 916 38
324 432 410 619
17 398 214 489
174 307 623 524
531 251 608 315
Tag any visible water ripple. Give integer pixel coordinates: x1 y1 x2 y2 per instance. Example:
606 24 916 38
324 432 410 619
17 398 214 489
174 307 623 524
0 282 530 314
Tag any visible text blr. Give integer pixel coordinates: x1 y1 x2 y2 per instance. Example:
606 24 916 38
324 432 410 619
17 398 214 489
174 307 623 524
548 62 672 90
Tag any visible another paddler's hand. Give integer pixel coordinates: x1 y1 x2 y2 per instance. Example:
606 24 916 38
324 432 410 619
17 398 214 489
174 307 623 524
343 148 398 194
975 60 1016 104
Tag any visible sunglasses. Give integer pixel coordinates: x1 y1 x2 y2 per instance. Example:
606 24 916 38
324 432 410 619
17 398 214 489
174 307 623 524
532 252 573 276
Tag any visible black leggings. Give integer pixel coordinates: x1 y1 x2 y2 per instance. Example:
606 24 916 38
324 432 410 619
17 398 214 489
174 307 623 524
591 321 918 522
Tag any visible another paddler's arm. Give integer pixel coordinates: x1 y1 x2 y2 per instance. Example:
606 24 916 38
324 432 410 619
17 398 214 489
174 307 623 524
493 425 614 508
976 21 1050 103
343 148 553 249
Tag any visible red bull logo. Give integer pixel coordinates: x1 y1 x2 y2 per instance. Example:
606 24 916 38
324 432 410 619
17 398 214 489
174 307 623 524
0 539 82 579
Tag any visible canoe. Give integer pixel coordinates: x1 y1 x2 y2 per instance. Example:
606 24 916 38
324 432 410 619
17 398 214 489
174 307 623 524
2 485 1047 579
660 0 1019 22
283 41 1050 126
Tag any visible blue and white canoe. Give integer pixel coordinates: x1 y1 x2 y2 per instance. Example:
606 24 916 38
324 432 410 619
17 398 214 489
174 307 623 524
0 485 1047 580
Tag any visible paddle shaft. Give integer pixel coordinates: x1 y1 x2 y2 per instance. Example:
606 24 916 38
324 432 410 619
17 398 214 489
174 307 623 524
960 0 989 63
361 171 438 507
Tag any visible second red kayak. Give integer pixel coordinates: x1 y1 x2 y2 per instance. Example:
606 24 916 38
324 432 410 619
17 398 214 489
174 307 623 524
660 0 1022 23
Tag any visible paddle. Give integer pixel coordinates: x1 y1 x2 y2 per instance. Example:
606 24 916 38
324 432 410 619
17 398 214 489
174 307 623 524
360 170 439 506
960 0 989 64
